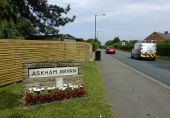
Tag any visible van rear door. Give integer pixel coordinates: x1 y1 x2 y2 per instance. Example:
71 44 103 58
141 43 156 54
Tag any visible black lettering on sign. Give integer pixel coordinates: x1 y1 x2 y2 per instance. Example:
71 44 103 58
60 69 66 74
44 70 48 75
73 69 77 73
49 70 53 75
29 67 78 78
37 71 40 75
40 71 44 75
53 70 57 74
67 69 72 73
32 71 36 76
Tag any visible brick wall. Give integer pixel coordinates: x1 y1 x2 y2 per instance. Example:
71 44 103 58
0 40 92 86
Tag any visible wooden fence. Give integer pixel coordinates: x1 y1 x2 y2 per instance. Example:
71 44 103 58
0 39 92 86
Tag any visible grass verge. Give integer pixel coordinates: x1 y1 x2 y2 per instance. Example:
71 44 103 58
157 55 170 61
0 61 113 118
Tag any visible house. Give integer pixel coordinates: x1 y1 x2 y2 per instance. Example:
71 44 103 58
27 34 84 42
60 34 84 42
144 31 170 42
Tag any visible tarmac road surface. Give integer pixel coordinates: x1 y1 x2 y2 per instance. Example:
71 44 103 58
111 50 170 86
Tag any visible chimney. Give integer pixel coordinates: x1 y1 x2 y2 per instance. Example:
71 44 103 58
164 31 168 34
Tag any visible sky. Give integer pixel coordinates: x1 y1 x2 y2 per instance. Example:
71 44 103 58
48 0 170 45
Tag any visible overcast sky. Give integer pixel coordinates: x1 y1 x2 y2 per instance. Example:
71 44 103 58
48 0 170 44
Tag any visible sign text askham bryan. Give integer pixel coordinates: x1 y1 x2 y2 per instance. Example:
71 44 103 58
29 67 78 78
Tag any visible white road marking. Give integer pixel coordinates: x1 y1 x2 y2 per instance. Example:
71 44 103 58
113 58 170 90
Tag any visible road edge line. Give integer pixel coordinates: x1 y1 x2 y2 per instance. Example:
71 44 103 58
113 58 170 89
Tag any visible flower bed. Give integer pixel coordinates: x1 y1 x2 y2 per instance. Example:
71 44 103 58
24 84 85 105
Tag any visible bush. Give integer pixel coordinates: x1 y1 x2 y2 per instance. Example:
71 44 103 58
156 39 170 56
86 39 100 51
119 45 133 51
157 46 170 56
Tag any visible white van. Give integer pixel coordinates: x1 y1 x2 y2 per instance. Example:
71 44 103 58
131 42 156 60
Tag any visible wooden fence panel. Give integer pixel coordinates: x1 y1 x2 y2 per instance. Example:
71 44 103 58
0 40 92 86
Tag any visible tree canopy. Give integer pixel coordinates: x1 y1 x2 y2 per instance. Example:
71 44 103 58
104 37 121 47
86 38 101 51
0 0 75 39
113 37 120 44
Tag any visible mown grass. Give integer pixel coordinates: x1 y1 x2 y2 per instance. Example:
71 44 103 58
157 55 170 61
0 61 113 118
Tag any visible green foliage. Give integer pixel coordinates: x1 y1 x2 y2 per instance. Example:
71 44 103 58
113 43 121 49
86 38 101 51
13 0 75 36
105 40 113 47
157 55 170 61
0 0 75 39
128 40 138 45
113 37 120 44
117 40 137 51
0 20 22 39
119 45 133 52
104 37 121 48
156 39 170 46
156 39 170 56
0 0 17 23
15 18 36 38
0 0 22 38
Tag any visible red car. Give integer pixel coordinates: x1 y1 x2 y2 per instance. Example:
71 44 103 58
106 46 116 54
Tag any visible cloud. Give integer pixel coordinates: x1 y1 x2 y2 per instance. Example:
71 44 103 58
48 0 170 44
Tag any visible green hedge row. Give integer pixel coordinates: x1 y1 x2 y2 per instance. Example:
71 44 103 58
156 40 170 56
114 43 133 52
119 45 133 52
157 46 170 56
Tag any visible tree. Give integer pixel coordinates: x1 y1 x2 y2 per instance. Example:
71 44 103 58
16 17 36 38
104 37 121 47
128 40 138 45
113 37 120 44
14 0 75 36
0 0 17 23
105 40 113 47
0 0 75 38
86 38 101 51
0 0 21 39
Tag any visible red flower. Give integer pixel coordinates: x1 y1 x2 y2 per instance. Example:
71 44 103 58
24 86 85 105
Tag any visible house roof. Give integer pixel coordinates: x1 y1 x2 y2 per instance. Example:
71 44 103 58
156 32 170 39
26 34 84 42
61 34 84 42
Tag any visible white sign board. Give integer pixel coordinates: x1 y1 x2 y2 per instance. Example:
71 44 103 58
29 67 78 78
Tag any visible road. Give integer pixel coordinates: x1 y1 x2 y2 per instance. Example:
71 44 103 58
111 50 170 86
97 51 170 118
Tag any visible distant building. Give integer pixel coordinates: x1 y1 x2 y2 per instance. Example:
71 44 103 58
27 34 84 42
61 34 84 42
144 31 170 42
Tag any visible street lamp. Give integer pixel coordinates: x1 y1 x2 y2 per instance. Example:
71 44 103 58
95 14 106 39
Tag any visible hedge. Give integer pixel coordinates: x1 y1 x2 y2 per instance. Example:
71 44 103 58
156 39 170 56
157 46 170 56
118 45 133 52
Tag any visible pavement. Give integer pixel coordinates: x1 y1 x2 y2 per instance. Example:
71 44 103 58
97 51 170 118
